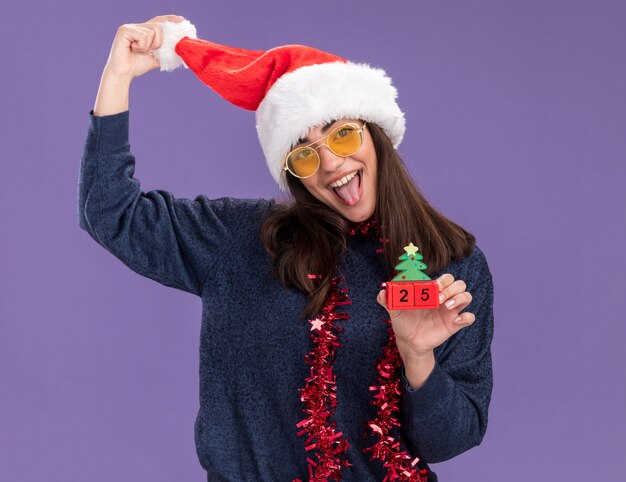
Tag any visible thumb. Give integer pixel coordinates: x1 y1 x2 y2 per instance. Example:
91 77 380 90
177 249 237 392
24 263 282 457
150 51 161 69
377 288 387 308
376 286 405 320
377 288 401 319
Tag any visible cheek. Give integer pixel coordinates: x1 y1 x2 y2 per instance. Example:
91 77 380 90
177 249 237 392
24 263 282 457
300 179 326 201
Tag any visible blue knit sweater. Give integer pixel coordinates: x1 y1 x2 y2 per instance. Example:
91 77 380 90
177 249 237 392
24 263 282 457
77 109 494 481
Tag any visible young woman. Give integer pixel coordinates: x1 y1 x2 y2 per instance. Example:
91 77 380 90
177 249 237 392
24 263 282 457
79 14 494 482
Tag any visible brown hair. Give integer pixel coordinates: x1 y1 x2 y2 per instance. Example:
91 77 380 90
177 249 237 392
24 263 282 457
260 122 475 318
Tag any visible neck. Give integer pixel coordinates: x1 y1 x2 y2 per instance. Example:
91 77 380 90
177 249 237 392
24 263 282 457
347 213 380 237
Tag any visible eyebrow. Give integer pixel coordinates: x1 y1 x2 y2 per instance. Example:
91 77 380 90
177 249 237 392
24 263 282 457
295 119 338 146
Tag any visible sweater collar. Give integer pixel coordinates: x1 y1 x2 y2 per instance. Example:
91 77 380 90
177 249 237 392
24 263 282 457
347 214 381 238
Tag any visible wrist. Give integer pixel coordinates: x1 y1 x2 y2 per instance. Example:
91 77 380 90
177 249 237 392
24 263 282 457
396 338 434 363
400 349 436 390
101 67 134 86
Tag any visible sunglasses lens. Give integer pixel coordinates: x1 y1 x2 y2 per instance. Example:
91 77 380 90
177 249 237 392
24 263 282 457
286 148 320 178
328 124 362 155
285 124 363 178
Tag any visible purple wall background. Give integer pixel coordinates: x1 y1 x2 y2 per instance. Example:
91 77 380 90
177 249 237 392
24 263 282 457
1 1 624 480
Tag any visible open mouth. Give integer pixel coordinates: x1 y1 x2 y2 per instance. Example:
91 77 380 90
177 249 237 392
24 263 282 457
331 170 362 206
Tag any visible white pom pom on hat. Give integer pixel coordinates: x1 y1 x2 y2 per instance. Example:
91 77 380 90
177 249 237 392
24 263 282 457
151 19 198 71
152 19 405 190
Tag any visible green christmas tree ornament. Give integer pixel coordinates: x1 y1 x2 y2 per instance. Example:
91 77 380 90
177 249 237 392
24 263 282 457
386 243 439 310
391 242 431 281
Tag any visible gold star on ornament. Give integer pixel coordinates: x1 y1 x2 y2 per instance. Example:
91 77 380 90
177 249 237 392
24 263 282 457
404 242 419 256
310 318 325 331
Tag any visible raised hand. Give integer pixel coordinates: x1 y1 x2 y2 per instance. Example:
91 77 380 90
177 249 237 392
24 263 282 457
377 273 476 360
93 14 185 116
103 14 185 81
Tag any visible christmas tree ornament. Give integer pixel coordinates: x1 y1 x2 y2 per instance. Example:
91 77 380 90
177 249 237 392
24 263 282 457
386 243 439 310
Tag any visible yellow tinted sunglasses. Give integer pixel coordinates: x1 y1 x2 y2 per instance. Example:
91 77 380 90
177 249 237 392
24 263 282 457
283 122 367 179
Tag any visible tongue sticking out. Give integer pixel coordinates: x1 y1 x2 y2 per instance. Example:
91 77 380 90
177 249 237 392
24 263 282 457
333 173 361 206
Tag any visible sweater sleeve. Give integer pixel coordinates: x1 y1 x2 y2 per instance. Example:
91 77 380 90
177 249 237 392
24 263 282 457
398 246 494 463
77 109 266 297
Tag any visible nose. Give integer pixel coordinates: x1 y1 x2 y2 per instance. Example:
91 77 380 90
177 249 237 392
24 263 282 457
317 145 345 174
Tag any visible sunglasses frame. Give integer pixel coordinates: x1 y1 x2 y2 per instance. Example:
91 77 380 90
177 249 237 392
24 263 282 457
283 121 367 179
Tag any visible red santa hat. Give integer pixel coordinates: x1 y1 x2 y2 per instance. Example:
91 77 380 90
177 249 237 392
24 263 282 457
152 19 406 190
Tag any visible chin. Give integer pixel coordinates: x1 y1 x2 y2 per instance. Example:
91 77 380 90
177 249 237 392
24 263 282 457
337 203 376 223
344 211 372 223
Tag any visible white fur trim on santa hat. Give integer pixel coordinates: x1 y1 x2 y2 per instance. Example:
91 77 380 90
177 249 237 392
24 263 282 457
152 19 198 72
255 61 405 190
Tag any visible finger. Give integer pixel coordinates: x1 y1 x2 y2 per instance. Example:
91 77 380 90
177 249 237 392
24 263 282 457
438 278 467 305
377 289 403 320
442 291 473 311
135 26 156 53
452 312 475 327
127 26 150 52
376 288 387 307
436 274 455 295
146 21 163 51
143 27 156 52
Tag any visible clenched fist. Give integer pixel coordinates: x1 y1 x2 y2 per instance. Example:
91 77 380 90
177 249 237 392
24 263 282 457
103 14 185 81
